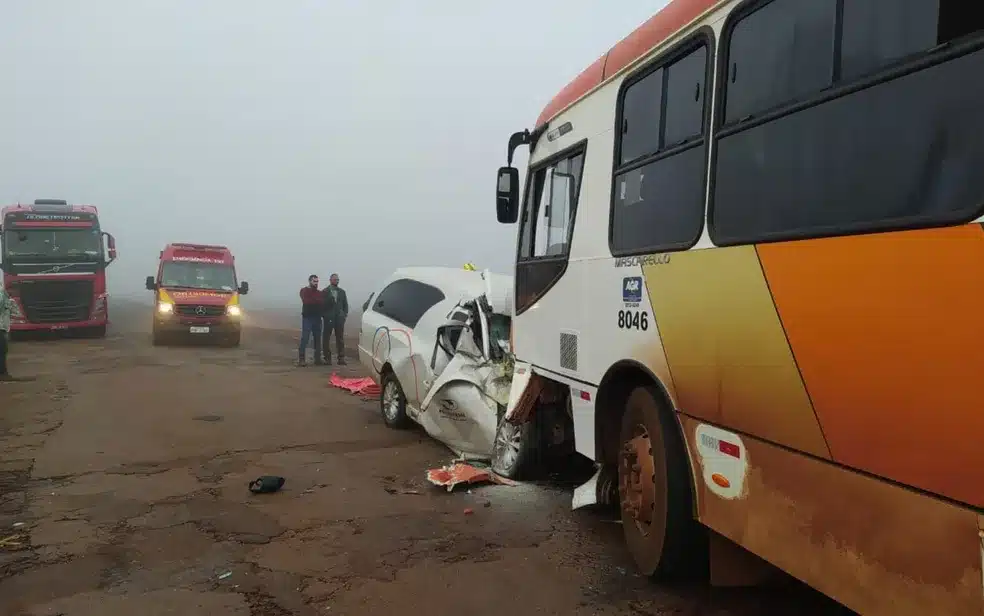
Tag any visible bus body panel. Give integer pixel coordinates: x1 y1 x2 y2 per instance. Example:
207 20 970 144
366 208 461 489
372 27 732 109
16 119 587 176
680 415 984 616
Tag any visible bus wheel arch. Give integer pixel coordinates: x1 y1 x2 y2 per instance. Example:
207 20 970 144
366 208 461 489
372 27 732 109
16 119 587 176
595 362 707 580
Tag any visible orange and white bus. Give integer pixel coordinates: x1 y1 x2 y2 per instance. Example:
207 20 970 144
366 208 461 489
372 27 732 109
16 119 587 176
494 1 984 614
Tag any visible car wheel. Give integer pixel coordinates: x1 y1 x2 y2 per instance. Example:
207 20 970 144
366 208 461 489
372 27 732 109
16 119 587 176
380 371 411 429
491 405 536 479
618 384 706 580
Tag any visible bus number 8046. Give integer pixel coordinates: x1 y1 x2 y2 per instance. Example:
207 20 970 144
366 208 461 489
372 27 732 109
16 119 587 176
618 309 648 331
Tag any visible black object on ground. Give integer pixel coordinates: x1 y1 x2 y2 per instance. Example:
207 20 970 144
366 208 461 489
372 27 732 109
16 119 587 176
249 475 286 494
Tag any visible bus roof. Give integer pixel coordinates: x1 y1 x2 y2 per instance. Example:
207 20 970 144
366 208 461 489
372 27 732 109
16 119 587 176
536 0 719 127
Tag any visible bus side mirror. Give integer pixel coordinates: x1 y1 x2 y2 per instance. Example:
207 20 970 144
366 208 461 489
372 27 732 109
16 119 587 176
145 276 156 291
239 281 249 295
496 166 520 224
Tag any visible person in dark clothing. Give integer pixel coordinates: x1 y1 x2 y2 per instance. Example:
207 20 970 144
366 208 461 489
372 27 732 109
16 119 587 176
298 275 324 366
321 273 349 365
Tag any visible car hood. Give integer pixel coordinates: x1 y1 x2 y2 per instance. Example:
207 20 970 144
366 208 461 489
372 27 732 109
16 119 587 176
161 288 236 306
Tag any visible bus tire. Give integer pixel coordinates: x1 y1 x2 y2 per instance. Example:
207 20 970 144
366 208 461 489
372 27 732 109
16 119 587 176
618 384 705 580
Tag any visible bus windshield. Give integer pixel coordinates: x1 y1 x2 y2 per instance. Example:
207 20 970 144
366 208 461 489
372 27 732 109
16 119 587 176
160 261 237 292
2 228 104 261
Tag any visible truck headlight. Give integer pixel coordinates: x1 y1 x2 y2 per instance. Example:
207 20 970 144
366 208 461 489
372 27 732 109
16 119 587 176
157 302 174 314
226 305 242 317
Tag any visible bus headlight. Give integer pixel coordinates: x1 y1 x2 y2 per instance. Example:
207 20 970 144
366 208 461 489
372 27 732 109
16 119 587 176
157 302 174 314
226 305 242 317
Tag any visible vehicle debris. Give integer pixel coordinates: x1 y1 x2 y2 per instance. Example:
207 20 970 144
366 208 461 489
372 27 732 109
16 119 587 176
330 374 380 399
426 462 516 492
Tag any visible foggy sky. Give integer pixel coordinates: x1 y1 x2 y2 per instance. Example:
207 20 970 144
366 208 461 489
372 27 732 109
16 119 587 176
0 1 666 310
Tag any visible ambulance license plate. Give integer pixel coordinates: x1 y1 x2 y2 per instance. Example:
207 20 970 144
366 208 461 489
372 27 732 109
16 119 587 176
190 326 210 334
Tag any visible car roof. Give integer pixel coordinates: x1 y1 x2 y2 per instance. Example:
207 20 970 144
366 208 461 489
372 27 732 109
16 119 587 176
387 266 514 315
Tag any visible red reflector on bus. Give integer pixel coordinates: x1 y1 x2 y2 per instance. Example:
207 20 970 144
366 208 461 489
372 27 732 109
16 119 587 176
579 390 591 401
719 441 740 458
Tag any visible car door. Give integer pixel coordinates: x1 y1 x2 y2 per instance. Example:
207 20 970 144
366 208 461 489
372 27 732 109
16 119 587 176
366 278 446 412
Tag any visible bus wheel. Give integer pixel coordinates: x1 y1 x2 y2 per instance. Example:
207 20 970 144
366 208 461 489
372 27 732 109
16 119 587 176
618 384 703 579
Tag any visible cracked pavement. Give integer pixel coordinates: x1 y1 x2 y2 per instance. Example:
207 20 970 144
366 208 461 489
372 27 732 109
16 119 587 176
0 300 849 616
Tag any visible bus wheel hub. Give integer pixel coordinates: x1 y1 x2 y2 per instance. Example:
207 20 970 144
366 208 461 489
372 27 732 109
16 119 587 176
620 429 656 527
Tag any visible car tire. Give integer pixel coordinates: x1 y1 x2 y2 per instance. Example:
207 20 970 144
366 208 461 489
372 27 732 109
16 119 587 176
618 384 706 580
380 371 411 429
491 404 536 479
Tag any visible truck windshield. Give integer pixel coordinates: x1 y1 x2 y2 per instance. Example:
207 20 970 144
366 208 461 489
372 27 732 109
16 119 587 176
2 228 103 260
161 261 237 292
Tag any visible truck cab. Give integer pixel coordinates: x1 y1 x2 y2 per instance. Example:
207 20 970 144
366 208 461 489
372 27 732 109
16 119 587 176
0 199 117 337
146 243 249 347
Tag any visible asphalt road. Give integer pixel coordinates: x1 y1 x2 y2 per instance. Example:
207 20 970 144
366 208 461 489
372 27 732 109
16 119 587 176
0 299 851 615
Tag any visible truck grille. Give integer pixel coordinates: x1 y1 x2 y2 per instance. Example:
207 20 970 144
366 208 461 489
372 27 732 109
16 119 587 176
18 280 94 323
175 304 225 317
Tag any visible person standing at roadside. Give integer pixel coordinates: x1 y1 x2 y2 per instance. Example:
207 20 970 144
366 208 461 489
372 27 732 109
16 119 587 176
298 275 324 367
0 285 14 381
321 273 349 365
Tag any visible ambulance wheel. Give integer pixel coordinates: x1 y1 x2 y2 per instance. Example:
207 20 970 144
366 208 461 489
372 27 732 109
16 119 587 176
618 384 706 580
380 371 410 429
223 332 241 348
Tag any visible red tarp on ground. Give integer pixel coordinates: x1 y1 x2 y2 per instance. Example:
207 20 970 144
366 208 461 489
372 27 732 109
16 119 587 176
329 374 381 399
426 462 517 492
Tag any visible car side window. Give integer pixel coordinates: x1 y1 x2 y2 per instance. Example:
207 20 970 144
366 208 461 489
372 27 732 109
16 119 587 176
362 292 375 313
371 278 445 328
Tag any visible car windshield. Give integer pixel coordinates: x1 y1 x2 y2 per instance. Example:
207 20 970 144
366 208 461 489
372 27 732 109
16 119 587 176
160 261 237 291
2 228 103 260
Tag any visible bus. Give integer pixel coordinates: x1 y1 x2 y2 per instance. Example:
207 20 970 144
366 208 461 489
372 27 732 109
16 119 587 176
494 1 984 614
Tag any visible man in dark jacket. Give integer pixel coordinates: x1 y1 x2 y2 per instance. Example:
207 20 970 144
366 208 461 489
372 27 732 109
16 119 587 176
298 275 324 366
321 273 349 365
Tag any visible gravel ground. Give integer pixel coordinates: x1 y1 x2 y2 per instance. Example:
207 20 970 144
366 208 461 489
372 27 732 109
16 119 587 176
0 300 850 615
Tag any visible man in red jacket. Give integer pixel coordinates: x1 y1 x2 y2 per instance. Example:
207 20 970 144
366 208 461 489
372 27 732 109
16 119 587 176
298 274 324 366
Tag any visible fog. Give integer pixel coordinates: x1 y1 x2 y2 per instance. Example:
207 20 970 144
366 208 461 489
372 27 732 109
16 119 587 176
0 0 664 313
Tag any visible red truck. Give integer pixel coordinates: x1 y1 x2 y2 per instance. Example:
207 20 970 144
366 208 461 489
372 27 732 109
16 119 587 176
146 243 249 347
0 199 117 337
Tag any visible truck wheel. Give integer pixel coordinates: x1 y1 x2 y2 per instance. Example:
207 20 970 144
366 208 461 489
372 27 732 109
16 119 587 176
380 371 411 429
618 384 706 580
491 405 536 479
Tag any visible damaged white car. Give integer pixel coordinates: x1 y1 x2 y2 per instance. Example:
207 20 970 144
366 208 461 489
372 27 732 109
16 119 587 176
358 267 538 478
